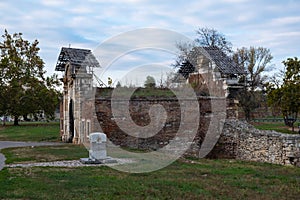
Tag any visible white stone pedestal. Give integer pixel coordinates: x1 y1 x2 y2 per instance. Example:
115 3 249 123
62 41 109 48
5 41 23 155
80 132 117 164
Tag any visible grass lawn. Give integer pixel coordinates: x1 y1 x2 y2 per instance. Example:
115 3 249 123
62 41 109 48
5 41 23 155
0 123 299 199
0 158 299 199
1 144 88 164
1 143 300 199
0 122 60 142
96 87 176 98
251 122 298 134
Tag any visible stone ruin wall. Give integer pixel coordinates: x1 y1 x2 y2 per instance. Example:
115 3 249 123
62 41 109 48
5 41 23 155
84 92 300 167
94 97 216 153
209 119 300 167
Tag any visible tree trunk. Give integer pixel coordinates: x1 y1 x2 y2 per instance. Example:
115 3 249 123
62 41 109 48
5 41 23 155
23 114 29 121
13 116 19 126
244 108 251 122
2 116 6 126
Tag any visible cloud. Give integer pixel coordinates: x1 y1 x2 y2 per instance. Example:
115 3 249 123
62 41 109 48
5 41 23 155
0 0 299 78
220 0 249 3
92 28 191 70
40 0 68 7
271 16 300 26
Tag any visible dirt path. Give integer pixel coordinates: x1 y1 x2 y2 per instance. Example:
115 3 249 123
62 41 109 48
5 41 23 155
0 141 62 170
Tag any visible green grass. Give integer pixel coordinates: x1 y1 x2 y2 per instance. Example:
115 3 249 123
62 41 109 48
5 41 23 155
0 122 299 199
2 121 60 126
251 122 298 134
0 159 299 199
2 144 88 164
0 123 60 142
96 87 176 98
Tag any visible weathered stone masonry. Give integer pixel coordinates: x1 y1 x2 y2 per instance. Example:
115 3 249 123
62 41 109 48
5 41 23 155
92 93 300 167
210 119 300 166
94 95 215 152
56 47 300 167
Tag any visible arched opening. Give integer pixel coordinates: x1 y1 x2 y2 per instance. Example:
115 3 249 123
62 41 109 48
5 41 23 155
69 99 74 142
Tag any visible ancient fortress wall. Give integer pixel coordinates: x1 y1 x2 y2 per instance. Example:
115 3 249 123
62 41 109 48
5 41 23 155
93 97 214 152
87 93 300 167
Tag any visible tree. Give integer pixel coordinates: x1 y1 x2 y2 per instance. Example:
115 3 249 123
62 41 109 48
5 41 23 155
233 47 273 91
233 47 273 121
195 27 233 54
174 27 233 79
267 57 300 131
265 71 285 116
177 60 195 79
116 81 122 88
0 70 8 125
144 76 156 88
0 30 60 125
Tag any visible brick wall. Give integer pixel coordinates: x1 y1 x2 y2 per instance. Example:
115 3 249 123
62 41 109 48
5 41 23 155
94 96 216 153
80 88 300 167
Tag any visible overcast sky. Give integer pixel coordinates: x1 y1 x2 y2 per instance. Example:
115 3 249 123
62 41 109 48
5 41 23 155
1 0 299 85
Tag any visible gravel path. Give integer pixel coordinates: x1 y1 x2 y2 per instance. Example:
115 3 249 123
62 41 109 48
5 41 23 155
6 158 134 168
0 141 63 170
0 141 134 170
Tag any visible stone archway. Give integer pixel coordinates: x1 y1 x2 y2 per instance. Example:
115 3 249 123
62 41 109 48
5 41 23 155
69 99 74 142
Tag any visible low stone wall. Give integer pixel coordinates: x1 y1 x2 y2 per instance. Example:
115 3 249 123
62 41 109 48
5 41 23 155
209 119 300 166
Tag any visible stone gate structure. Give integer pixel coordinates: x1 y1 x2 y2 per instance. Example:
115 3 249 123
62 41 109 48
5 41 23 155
55 47 300 167
55 47 100 143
